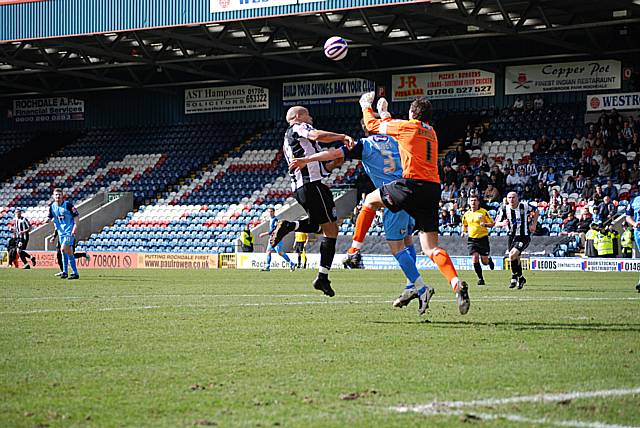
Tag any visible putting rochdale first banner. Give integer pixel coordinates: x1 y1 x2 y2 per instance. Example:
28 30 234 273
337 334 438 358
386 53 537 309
505 60 621 95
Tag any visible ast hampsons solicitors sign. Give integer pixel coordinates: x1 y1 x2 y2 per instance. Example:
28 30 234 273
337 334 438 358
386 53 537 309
185 85 269 114
505 60 621 95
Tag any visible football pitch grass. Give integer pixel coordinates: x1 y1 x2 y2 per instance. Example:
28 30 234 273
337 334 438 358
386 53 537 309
1 268 639 427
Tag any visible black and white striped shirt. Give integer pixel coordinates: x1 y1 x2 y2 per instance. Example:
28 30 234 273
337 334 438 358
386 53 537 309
496 202 533 237
283 123 329 191
14 217 31 241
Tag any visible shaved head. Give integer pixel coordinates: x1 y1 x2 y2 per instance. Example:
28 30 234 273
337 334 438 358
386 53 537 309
286 106 309 124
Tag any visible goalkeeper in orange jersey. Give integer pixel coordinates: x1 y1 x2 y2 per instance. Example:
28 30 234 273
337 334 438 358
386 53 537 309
345 92 470 315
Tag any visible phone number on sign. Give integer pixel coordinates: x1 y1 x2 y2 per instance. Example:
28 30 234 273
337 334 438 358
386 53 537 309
426 86 492 96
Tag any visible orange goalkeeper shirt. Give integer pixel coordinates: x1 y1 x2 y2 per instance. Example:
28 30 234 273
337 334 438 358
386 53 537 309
362 107 439 183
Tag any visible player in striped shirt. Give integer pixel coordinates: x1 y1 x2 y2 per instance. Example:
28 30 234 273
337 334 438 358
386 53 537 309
494 192 538 289
13 208 36 269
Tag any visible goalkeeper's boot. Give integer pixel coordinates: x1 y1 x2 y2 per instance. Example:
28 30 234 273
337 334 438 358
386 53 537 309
636 283 640 293
488 257 495 270
312 275 335 297
392 287 419 308
517 276 527 290
270 220 295 247
477 279 486 286
342 250 363 269
455 281 471 315
417 286 435 316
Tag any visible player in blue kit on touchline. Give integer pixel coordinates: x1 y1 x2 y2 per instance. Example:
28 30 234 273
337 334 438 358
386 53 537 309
259 207 296 272
47 188 80 280
288 98 435 315
625 195 640 293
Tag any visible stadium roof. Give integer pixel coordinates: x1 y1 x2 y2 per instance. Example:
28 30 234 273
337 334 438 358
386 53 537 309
0 0 639 97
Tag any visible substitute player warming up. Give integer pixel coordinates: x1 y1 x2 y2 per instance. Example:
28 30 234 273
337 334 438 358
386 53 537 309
494 192 538 289
462 194 495 285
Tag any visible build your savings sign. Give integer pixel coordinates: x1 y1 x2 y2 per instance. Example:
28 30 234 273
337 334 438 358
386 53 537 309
391 69 495 101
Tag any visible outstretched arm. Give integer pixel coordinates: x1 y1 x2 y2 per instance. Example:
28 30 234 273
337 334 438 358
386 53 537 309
289 148 345 171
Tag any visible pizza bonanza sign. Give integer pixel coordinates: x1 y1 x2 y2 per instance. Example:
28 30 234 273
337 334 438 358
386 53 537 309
391 69 495 101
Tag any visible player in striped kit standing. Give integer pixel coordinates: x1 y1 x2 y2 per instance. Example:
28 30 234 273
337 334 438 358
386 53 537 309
494 192 539 289
13 208 36 269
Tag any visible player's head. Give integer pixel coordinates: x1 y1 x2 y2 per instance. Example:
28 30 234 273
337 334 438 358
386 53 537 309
267 207 275 217
286 106 312 125
469 195 480 210
14 208 22 218
360 112 381 136
506 191 518 207
52 188 63 203
408 97 432 122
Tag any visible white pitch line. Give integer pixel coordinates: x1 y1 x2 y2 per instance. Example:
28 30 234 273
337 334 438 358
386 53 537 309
393 387 640 413
428 409 639 428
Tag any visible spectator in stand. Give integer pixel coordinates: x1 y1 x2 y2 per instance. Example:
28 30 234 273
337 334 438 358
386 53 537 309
618 162 630 183
581 142 593 161
597 196 616 223
622 120 634 145
438 158 446 182
590 158 601 176
575 174 586 192
563 176 577 195
558 200 573 219
446 208 462 228
524 158 538 184
439 209 449 226
456 189 469 211
581 178 595 200
576 212 593 234
513 96 524 110
533 95 544 110
545 166 559 187
443 164 457 186
534 180 550 202
479 154 491 173
560 212 579 236
470 131 482 149
474 174 488 193
602 179 618 201
570 142 582 164
609 149 626 170
463 131 473 149
598 157 612 177
572 132 586 149
454 145 470 167
548 188 564 218
483 183 501 204
523 184 535 201
630 163 640 184
592 185 604 205
460 176 474 194
491 165 505 186
441 183 454 203
506 168 520 189
503 158 514 173
490 172 504 195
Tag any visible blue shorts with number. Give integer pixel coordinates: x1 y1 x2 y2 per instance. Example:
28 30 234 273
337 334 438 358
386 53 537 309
634 230 640 253
383 209 415 241
59 234 75 247
267 241 285 253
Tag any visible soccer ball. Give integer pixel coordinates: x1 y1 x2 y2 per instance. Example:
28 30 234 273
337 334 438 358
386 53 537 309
323 36 348 61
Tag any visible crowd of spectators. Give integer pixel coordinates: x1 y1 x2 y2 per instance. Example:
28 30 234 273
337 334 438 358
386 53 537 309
439 103 640 239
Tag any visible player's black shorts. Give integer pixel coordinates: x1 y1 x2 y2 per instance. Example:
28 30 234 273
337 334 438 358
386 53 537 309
293 241 306 253
468 236 490 256
508 235 531 253
380 178 440 232
295 181 337 226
